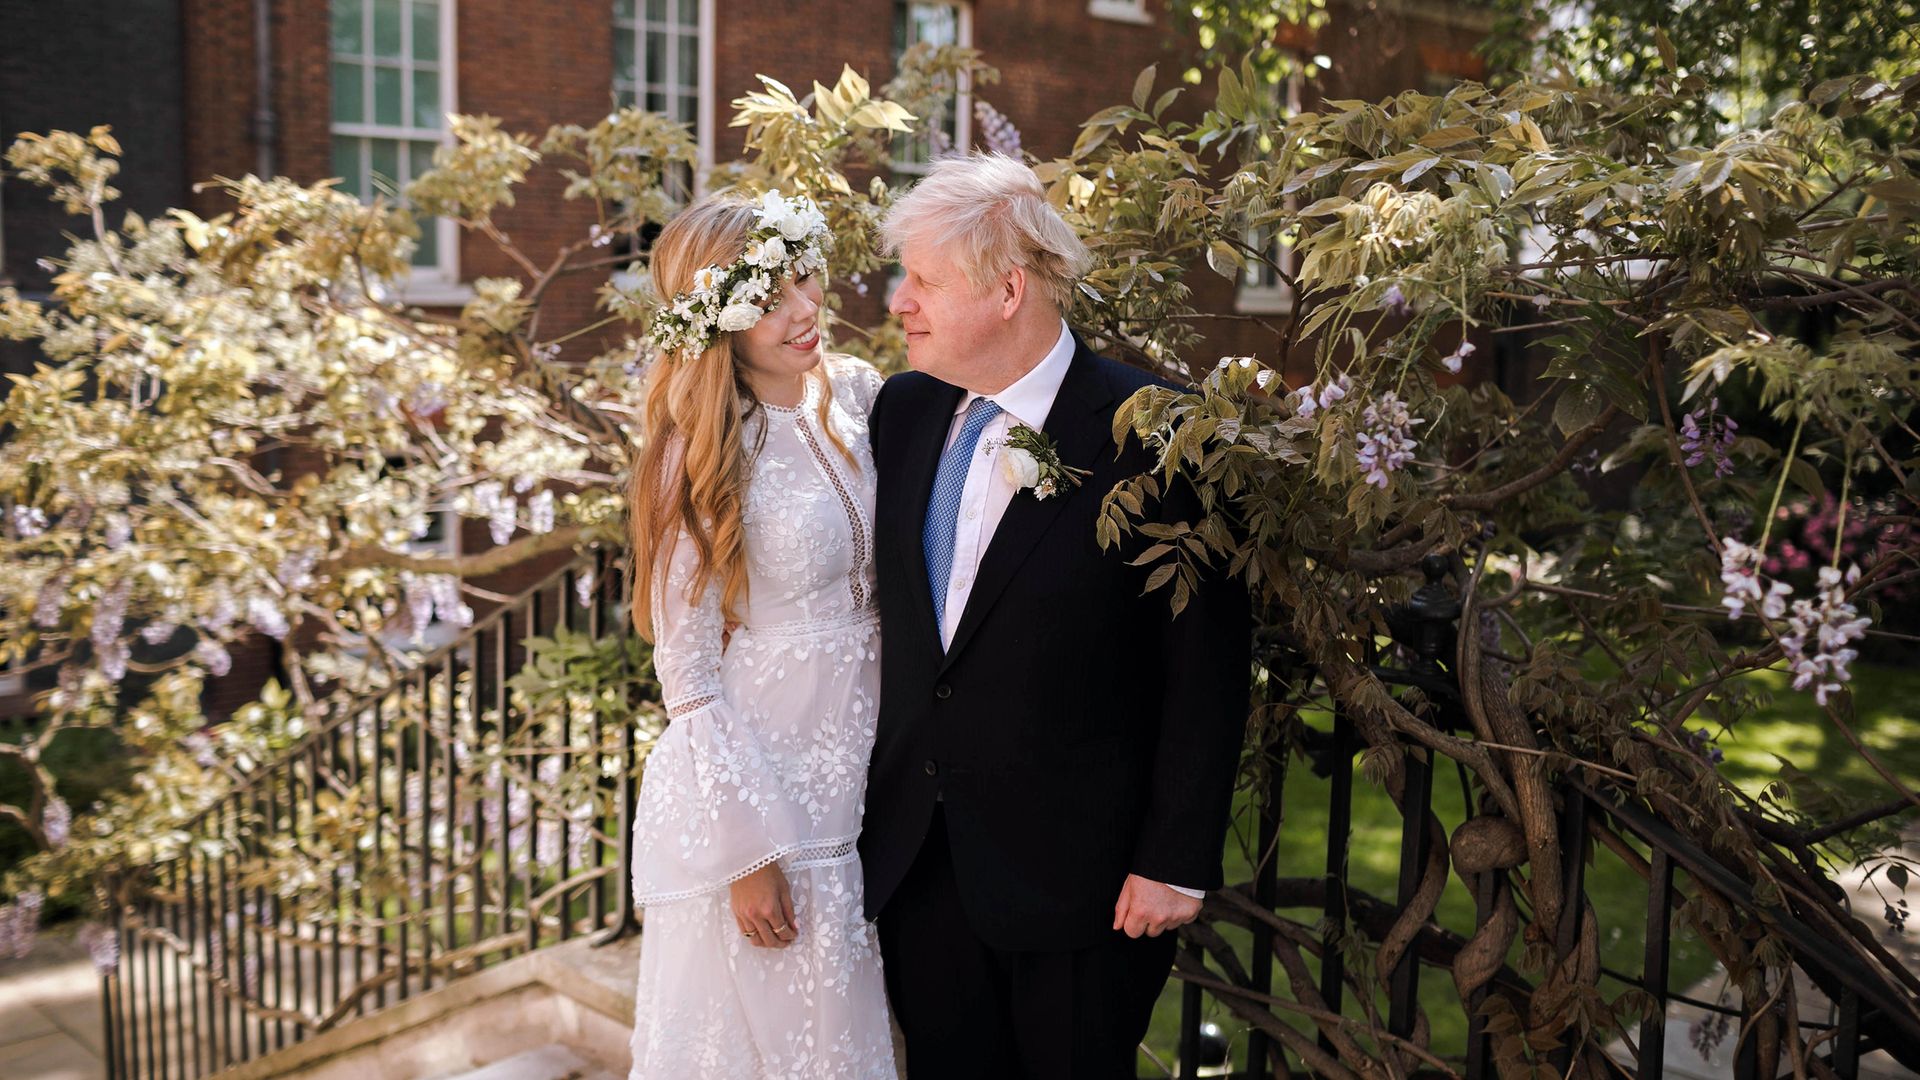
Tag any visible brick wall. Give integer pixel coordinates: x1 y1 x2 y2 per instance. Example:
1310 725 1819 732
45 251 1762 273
3 0 1489 721
0 0 190 720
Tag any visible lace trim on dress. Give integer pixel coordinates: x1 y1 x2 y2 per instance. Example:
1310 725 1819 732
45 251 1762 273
793 407 876 611
663 692 721 720
736 608 879 640
632 832 862 907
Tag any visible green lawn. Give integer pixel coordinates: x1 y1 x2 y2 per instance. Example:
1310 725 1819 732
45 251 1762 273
1138 660 1920 1074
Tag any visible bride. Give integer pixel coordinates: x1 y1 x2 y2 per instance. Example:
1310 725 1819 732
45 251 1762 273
624 190 897 1078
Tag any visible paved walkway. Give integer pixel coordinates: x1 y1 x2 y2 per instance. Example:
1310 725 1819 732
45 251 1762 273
0 931 107 1080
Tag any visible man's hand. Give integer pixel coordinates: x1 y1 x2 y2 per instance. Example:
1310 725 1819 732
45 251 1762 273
1112 874 1202 938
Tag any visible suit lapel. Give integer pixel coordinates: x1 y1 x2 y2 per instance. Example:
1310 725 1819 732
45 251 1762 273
939 341 1114 672
892 377 965 660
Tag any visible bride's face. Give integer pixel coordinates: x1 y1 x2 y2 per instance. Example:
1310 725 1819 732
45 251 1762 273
732 270 826 395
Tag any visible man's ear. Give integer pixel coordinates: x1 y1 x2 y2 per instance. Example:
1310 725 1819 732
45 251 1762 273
999 266 1028 321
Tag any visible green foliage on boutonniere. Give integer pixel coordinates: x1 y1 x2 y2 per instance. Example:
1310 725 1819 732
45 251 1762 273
994 424 1091 500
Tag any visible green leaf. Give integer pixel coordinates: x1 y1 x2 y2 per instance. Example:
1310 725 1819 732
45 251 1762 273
1206 239 1246 278
1133 65 1157 112
1553 382 1608 436
1145 564 1177 593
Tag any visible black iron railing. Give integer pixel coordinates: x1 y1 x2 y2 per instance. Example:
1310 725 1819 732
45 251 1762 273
1157 554 1920 1080
93 543 1919 1080
100 549 643 1080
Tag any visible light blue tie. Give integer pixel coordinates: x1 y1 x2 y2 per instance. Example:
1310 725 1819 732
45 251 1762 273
924 397 1003 636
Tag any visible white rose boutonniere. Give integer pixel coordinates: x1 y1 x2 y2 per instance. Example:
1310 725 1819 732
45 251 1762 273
989 424 1090 500
716 302 764 332
999 446 1042 489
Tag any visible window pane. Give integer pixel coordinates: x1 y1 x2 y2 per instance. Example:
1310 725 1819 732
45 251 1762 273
413 216 439 268
332 61 365 123
645 89 666 114
614 29 635 80
409 140 436 183
677 32 697 91
645 31 666 88
331 0 364 55
677 0 697 24
910 3 958 47
373 66 403 125
675 93 696 125
370 139 401 197
613 0 636 19
646 0 666 22
332 136 363 197
372 0 403 58
411 0 439 61
412 69 441 128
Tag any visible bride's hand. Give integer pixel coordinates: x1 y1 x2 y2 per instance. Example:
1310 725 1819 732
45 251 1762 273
730 863 797 949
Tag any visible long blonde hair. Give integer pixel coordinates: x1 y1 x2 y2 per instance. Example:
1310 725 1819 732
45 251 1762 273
628 194 854 639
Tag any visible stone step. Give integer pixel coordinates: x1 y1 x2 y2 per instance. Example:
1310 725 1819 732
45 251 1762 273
430 1043 621 1080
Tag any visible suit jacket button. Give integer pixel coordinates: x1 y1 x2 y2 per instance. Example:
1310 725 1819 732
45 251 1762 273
924 759 938 776
935 684 952 699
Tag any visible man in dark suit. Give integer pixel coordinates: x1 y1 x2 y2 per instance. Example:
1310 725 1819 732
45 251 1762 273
860 151 1251 1079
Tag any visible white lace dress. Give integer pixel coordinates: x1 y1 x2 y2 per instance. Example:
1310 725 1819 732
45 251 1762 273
628 355 898 1080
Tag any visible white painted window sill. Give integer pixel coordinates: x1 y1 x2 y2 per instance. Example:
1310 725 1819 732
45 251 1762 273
1088 0 1153 25
395 278 477 308
1236 287 1295 315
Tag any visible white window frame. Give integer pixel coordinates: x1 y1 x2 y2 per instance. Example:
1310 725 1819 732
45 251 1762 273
330 0 469 305
613 0 714 197
1087 0 1152 25
892 1 973 178
1237 71 1304 315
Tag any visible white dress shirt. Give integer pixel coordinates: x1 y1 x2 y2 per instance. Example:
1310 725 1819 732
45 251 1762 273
934 319 1206 902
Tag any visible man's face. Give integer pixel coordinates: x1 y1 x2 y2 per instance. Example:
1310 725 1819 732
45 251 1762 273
888 239 1005 388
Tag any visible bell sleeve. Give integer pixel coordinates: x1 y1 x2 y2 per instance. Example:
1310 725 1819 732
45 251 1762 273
629 523 810 906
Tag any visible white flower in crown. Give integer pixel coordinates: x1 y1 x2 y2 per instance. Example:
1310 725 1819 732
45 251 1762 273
643 190 835 360
717 302 764 332
989 424 1090 500
745 235 787 268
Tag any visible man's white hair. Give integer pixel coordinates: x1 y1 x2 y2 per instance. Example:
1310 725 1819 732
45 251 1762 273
880 152 1092 310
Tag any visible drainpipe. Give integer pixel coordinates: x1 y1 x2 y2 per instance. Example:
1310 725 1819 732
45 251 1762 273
253 0 277 177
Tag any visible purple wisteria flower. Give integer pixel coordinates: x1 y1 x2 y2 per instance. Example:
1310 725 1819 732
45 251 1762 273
575 567 596 608
247 595 289 639
529 489 556 535
1780 564 1872 706
1441 339 1476 374
42 794 71 848
973 99 1022 157
1718 538 1790 620
33 571 69 628
1685 728 1725 765
77 922 119 974
1294 374 1353 421
194 638 233 677
428 574 474 628
0 890 45 959
472 481 517 546
10 505 48 538
1379 284 1411 317
1679 397 1738 478
1354 391 1425 488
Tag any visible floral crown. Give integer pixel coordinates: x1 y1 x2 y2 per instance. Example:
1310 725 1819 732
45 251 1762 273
645 190 833 360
